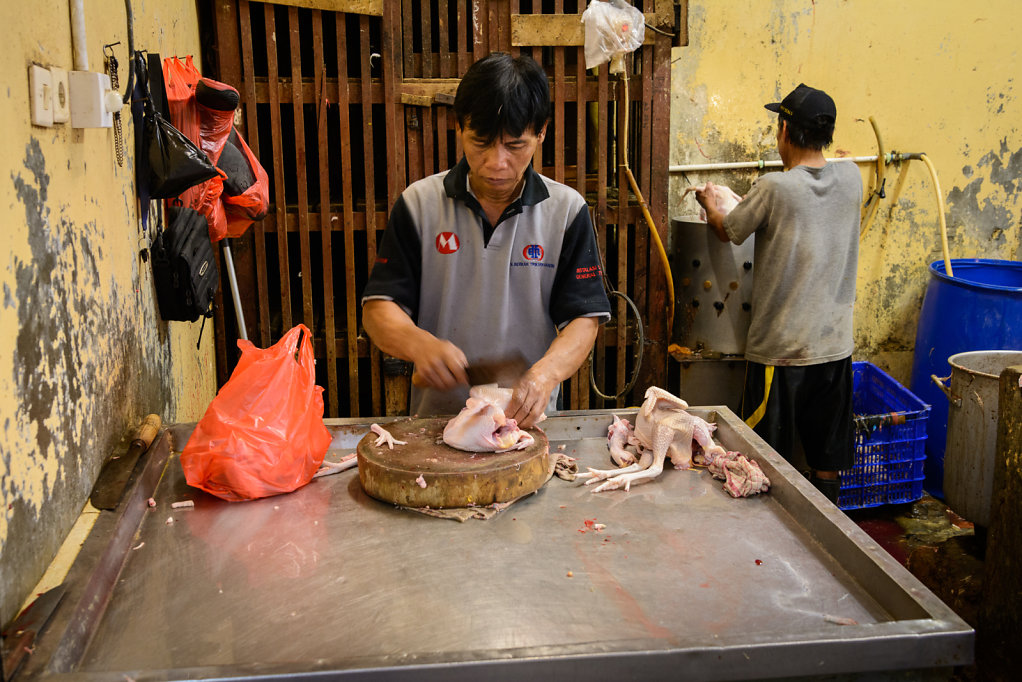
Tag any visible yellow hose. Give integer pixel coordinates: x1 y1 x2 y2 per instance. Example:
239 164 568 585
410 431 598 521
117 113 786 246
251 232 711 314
919 153 954 277
620 69 675 337
860 116 886 238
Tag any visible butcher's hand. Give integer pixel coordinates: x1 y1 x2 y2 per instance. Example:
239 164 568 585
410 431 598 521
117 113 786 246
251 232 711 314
693 182 730 243
363 300 470 391
506 367 557 429
410 338 470 391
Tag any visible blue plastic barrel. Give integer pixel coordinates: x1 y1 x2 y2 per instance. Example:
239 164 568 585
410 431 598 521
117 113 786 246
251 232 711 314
910 259 1022 497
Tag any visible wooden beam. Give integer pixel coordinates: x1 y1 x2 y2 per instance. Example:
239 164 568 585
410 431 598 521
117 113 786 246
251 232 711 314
400 78 460 105
266 0 382 16
511 12 659 47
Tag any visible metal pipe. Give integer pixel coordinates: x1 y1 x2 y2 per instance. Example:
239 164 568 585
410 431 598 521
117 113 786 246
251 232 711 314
222 241 248 341
670 152 925 174
70 0 88 71
670 156 880 173
671 149 952 276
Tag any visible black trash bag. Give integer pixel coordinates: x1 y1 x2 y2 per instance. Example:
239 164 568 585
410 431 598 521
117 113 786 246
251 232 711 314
133 51 219 200
145 109 220 199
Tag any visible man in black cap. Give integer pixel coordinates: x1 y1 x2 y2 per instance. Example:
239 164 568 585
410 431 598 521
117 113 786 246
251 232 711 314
695 84 862 504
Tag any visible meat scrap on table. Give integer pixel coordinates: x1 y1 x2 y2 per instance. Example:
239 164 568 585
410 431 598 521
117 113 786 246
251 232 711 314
442 384 537 453
577 386 770 497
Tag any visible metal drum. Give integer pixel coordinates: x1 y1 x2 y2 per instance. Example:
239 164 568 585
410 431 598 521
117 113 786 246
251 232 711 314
669 216 755 354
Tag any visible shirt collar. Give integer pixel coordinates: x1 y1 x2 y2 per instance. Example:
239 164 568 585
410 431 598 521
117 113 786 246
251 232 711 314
443 157 550 208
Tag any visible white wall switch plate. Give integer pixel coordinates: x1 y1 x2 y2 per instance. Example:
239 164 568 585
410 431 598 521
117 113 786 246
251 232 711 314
29 64 53 127
69 70 113 128
50 67 70 123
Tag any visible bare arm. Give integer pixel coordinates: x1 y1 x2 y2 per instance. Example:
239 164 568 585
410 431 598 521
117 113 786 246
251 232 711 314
694 182 732 243
505 316 601 429
362 299 469 390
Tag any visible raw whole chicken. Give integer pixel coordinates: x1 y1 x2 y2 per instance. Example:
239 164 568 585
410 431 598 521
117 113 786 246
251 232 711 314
579 386 729 492
442 385 535 453
682 183 742 222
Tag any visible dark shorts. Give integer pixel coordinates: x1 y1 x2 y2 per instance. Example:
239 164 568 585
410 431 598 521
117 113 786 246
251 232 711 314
741 357 855 472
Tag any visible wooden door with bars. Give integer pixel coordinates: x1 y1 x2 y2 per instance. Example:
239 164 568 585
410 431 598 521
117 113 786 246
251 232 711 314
209 0 680 419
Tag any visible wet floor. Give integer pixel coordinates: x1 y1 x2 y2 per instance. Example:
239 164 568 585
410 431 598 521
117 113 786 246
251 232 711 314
848 495 989 680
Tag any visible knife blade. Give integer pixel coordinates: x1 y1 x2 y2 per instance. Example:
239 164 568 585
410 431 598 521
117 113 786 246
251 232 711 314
411 351 529 388
465 352 529 387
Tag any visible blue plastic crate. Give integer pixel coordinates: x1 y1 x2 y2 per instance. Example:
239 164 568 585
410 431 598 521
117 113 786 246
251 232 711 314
837 362 930 511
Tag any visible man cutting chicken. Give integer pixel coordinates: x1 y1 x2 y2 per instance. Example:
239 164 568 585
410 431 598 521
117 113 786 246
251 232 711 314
694 84 862 503
362 52 611 428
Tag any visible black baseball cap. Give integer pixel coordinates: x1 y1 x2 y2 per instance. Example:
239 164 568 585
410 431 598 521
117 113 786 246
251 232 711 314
765 83 836 130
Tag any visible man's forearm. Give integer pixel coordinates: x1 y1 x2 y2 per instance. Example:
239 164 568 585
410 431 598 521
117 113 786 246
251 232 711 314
363 299 469 389
362 299 429 361
533 316 601 382
705 207 730 242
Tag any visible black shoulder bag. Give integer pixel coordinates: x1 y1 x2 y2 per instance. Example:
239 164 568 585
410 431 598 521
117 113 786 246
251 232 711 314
151 204 219 324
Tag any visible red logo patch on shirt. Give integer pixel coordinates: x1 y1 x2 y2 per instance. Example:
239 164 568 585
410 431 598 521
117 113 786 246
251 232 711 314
522 244 545 261
436 232 460 254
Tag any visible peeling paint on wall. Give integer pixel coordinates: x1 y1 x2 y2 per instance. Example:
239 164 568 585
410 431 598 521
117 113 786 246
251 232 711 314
1 0 214 627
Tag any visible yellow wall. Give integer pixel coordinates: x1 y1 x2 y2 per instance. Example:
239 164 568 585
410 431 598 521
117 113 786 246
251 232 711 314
670 0 1021 382
0 0 215 624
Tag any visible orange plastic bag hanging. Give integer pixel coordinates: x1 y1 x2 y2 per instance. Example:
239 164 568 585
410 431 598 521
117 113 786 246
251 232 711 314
163 56 268 241
163 56 202 145
181 325 332 501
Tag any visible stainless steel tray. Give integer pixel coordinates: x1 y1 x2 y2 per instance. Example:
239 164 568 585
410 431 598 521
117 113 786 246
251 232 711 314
24 408 973 681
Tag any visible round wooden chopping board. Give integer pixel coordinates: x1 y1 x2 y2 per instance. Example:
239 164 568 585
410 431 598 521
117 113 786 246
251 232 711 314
357 417 551 508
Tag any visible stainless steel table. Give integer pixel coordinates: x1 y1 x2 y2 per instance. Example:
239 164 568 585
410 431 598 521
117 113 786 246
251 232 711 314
25 408 973 680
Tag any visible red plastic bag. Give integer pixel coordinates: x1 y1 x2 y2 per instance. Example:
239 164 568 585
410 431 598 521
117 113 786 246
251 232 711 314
181 325 332 501
163 56 202 145
163 56 269 241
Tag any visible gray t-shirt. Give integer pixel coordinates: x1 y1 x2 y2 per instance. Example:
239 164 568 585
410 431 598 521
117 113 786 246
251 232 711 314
723 161 861 366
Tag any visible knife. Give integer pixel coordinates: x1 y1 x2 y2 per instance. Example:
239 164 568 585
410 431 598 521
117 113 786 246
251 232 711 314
411 351 529 388
89 414 163 511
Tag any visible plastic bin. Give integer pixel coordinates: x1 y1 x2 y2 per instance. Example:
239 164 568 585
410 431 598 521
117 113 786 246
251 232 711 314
838 362 930 511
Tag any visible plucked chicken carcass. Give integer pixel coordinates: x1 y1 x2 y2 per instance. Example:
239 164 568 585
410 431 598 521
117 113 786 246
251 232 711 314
579 386 730 493
682 183 742 222
442 384 536 453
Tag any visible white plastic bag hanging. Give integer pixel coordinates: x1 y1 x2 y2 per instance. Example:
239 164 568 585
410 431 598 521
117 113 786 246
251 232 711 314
581 0 645 72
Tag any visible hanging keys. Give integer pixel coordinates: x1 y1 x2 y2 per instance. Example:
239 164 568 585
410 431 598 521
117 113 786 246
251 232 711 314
104 43 124 167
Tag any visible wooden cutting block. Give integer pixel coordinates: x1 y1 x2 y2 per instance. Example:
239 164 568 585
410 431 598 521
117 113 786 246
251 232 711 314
356 417 551 508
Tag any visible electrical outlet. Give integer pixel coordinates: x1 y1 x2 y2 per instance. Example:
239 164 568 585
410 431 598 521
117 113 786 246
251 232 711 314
29 64 53 127
50 67 70 123
69 71 113 128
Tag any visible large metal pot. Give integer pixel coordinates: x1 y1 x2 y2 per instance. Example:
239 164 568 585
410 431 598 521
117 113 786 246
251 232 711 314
933 349 1022 526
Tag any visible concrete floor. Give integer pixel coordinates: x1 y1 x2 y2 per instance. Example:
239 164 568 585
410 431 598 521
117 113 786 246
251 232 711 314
848 495 990 681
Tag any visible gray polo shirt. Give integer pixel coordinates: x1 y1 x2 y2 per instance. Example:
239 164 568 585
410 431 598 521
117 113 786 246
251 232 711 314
723 161 861 366
363 158 611 416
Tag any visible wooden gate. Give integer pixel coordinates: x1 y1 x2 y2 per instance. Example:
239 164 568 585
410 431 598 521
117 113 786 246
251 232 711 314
209 0 680 418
